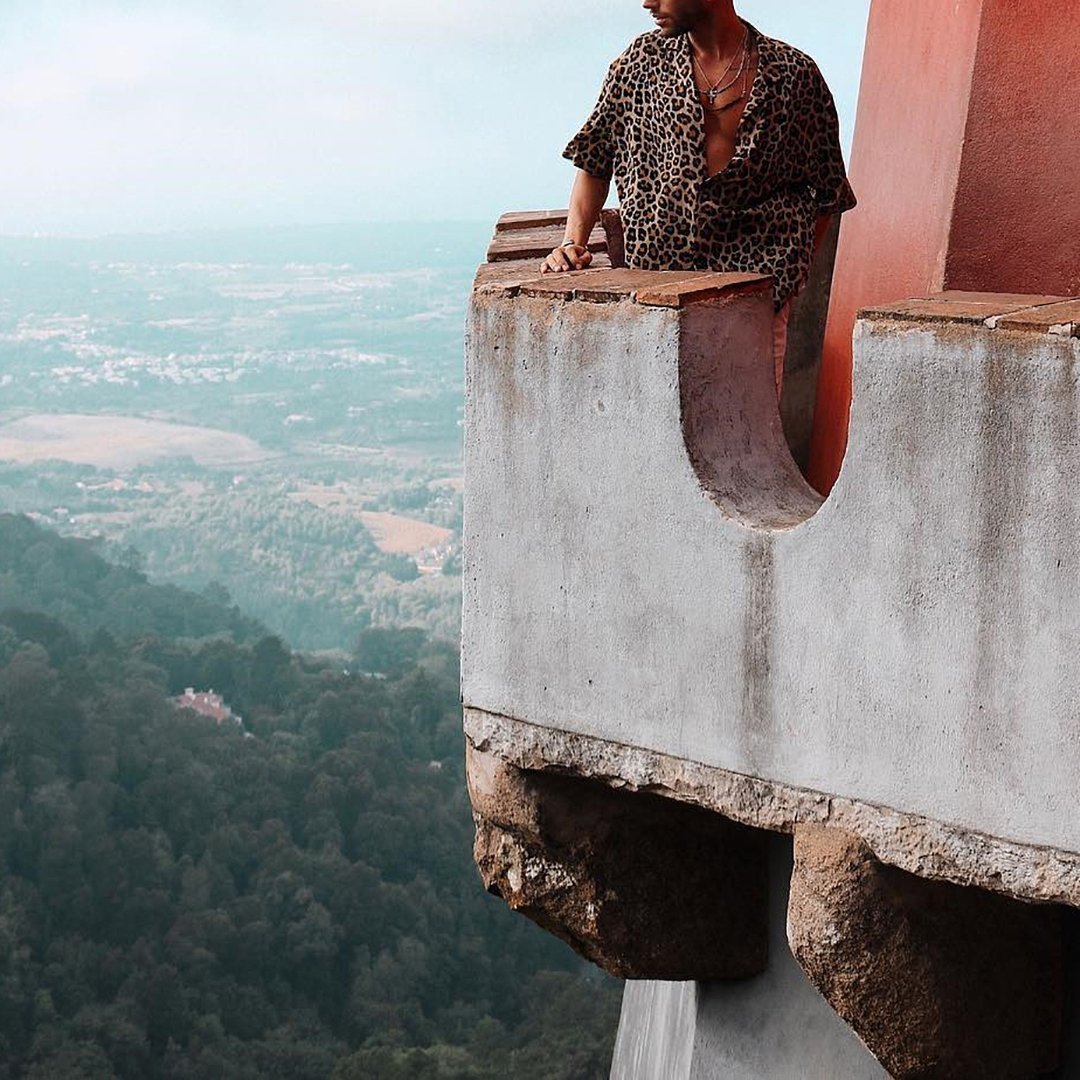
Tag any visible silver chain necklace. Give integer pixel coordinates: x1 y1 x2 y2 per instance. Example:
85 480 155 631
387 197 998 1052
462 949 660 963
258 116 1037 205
701 58 750 114
692 27 749 106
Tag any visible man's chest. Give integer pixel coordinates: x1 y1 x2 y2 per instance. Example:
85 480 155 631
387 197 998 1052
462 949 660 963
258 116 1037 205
699 54 757 177
617 51 786 184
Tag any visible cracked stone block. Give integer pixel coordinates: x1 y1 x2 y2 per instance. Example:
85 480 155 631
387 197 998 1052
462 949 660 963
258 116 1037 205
787 825 1063 1079
466 742 768 981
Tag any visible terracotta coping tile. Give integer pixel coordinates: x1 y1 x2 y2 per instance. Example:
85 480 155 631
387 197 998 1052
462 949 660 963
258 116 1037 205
473 255 617 296
862 293 1080 332
635 272 771 308
476 267 771 307
517 278 577 301
486 224 607 263
575 270 702 304
516 269 696 304
994 300 1080 335
496 210 570 232
473 261 544 293
913 290 1069 307
860 298 1034 324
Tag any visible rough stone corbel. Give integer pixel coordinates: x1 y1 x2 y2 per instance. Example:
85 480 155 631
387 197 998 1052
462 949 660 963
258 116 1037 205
787 824 1063 1079
466 740 769 981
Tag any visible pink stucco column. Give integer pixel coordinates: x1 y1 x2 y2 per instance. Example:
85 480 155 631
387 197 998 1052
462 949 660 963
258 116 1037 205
808 0 1080 494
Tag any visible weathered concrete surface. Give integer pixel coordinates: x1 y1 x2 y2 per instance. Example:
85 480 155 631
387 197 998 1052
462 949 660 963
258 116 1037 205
611 836 885 1079
467 742 768 981
789 825 1062 1078
462 279 1080 894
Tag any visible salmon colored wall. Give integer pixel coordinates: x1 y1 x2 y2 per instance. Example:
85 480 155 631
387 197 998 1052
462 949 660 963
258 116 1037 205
807 0 986 493
948 1 1080 296
810 0 1080 493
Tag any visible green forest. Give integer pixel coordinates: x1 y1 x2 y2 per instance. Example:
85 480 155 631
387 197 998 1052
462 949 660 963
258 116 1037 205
0 514 621 1078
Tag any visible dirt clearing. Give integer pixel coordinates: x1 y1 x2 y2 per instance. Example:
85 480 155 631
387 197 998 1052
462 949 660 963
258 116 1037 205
359 511 452 556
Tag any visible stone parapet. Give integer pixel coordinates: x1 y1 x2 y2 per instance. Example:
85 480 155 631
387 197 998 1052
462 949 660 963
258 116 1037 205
462 252 1080 1074
464 265 1080 860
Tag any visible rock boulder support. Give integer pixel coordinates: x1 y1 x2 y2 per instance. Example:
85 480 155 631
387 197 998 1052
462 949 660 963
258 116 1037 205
467 742 769 981
788 825 1063 1079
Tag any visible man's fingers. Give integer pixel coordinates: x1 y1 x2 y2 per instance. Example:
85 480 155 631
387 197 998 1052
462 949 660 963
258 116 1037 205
540 245 594 274
545 249 570 273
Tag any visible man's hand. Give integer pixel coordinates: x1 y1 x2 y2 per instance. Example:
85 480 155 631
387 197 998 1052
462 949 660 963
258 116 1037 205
541 169 610 273
541 244 593 274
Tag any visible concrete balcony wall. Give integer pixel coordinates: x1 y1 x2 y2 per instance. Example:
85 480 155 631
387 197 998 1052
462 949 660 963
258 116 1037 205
464 273 1080 900
463 252 1080 1074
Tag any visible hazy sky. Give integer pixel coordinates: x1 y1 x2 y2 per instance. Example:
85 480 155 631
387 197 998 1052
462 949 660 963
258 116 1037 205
0 0 871 236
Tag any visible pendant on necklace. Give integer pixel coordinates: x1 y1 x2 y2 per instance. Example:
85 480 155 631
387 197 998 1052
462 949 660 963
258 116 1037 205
707 92 743 114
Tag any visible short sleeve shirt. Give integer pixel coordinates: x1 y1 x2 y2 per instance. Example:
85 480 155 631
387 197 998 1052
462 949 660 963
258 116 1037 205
563 24 857 309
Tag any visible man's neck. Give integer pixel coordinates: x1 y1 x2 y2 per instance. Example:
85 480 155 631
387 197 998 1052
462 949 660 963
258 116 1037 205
688 5 745 64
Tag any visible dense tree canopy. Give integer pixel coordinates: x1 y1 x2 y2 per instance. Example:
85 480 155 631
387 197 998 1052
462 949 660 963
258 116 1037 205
0 514 264 645
0 517 620 1078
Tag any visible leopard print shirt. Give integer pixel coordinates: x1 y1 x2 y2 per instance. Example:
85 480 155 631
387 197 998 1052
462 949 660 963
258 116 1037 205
563 24 856 309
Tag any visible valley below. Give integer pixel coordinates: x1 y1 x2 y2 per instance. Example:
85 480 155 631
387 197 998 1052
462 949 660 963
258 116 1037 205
0 224 480 651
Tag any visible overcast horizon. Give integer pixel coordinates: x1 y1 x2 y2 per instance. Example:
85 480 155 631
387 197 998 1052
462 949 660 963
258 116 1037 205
1 0 871 238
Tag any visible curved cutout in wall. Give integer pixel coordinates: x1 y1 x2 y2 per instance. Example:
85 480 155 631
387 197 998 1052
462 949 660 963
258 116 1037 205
679 294 824 531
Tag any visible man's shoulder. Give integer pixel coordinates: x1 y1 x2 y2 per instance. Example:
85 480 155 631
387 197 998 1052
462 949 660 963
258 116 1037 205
624 28 667 55
756 31 826 83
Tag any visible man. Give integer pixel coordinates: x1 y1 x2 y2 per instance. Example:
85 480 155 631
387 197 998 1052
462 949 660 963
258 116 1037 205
542 0 856 394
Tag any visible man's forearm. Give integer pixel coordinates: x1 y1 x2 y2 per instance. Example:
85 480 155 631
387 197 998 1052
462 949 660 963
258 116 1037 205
542 169 612 274
564 170 611 246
